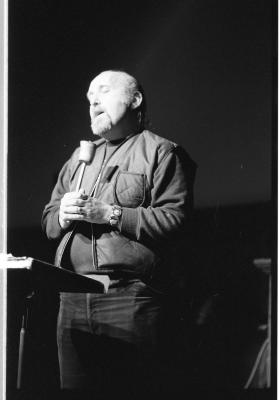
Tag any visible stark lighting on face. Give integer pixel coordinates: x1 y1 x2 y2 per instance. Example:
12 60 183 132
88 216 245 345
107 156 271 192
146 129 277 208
87 72 131 138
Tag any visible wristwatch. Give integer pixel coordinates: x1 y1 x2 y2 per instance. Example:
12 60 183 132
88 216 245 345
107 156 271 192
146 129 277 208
108 204 122 227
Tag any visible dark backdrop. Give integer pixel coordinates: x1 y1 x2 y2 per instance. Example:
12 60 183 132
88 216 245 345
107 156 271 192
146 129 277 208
7 0 276 399
8 0 274 229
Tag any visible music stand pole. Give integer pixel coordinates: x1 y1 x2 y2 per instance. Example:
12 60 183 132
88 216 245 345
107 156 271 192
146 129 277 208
16 292 34 389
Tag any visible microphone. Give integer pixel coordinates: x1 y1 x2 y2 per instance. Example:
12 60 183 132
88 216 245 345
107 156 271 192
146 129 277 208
76 141 96 191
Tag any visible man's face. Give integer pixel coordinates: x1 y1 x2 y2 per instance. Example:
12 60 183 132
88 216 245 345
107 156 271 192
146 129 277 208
87 71 132 138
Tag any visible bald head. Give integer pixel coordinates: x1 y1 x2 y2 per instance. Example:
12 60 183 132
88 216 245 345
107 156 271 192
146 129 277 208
88 70 143 109
87 70 145 140
102 70 139 99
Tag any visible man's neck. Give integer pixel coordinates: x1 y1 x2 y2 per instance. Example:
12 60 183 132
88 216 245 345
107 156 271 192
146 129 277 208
106 136 127 146
102 123 139 142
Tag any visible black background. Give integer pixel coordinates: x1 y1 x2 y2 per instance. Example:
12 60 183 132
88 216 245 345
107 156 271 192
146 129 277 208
8 0 274 228
7 1 276 399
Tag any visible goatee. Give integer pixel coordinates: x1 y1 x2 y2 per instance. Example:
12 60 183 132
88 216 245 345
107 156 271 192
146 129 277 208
91 114 112 137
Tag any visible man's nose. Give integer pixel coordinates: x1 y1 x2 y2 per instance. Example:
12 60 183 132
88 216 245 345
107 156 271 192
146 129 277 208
89 95 100 107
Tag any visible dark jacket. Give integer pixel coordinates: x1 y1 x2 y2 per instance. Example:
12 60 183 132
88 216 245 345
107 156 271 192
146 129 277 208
42 130 196 289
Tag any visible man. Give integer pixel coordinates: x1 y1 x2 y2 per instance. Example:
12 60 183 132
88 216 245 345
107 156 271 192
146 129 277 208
42 70 196 397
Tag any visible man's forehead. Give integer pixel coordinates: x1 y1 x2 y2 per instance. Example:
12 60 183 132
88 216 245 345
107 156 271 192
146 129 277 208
89 71 127 90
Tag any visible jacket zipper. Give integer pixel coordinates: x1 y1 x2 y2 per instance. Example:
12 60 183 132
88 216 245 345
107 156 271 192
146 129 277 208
89 135 138 270
90 143 108 270
58 134 136 270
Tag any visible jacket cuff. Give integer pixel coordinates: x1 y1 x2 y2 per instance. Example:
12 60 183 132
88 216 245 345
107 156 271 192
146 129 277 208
119 207 138 238
48 211 64 240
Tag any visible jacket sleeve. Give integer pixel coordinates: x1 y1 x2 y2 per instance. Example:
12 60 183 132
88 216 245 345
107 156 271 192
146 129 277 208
119 146 196 245
41 157 74 240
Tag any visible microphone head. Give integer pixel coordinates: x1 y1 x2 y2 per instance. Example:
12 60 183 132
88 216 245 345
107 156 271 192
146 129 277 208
79 141 96 164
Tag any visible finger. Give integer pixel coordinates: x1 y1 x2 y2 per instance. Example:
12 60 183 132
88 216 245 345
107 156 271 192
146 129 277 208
67 199 87 206
77 188 89 200
61 198 87 207
61 213 84 221
75 199 87 206
63 191 87 200
62 206 84 214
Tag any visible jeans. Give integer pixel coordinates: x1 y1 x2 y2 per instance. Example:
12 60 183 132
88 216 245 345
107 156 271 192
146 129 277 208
57 279 163 396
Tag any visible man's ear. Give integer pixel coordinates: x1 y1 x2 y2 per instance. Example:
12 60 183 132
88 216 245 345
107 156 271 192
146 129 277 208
131 91 143 110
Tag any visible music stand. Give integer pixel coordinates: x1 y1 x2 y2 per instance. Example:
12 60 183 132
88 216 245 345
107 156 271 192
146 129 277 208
5 256 106 390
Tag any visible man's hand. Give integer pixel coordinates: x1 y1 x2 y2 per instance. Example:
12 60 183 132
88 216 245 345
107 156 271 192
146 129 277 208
59 189 113 229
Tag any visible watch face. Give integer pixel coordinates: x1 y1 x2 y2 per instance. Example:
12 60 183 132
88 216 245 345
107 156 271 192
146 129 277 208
109 205 122 226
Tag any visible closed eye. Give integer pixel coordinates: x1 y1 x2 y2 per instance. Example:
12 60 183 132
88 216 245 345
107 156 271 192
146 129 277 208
100 85 110 93
86 85 110 102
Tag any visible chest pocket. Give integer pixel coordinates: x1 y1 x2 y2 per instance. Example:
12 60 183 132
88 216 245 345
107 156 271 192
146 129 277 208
113 171 146 208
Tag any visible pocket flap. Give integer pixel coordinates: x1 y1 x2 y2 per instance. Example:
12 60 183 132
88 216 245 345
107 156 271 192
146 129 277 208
114 171 146 208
